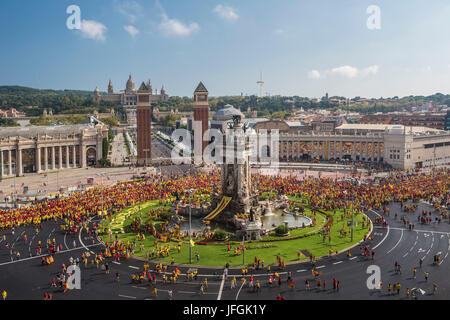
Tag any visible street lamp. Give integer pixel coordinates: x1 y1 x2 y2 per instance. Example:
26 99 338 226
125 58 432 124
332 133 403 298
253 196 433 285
350 179 358 242
242 235 245 266
184 188 195 264
56 170 59 196
96 172 106 215
13 164 16 209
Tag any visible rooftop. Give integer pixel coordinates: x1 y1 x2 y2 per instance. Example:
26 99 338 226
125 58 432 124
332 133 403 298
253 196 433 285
213 104 244 120
0 124 98 139
336 123 444 135
194 82 208 93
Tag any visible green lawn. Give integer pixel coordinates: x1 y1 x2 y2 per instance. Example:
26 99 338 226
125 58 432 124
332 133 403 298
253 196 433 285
100 195 370 267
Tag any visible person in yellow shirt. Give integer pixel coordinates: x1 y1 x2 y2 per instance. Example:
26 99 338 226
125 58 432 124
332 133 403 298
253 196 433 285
2 290 7 300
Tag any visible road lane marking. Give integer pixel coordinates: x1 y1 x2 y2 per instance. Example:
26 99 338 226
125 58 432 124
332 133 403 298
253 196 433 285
371 210 390 250
129 266 139 269
349 257 357 260
297 269 306 272
118 294 136 299
217 271 226 300
316 265 325 269
235 279 246 300
422 233 435 260
374 226 450 235
0 243 102 267
387 229 403 254
64 232 69 250
79 217 96 254
333 261 343 265
408 232 419 254
112 261 121 265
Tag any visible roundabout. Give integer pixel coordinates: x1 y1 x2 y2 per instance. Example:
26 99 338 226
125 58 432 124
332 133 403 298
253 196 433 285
0 165 447 300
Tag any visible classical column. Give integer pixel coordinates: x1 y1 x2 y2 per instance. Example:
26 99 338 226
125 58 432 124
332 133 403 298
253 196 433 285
352 141 356 160
335 141 339 159
314 141 318 158
334 141 338 159
44 147 48 171
36 146 41 173
0 150 3 178
290 141 294 160
361 142 365 161
81 144 87 168
284 142 288 159
72 145 77 168
322 141 326 159
17 149 23 177
51 146 56 170
58 146 63 169
365 142 370 161
371 142 375 162
378 142 382 161
8 150 12 176
66 146 70 168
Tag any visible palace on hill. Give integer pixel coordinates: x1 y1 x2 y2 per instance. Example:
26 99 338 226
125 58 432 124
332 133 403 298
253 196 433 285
92 75 169 127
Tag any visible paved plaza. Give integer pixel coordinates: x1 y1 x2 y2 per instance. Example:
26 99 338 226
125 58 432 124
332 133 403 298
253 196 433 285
0 199 448 300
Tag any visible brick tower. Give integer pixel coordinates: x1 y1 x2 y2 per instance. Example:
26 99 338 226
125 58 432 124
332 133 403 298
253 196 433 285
193 82 209 162
136 82 152 166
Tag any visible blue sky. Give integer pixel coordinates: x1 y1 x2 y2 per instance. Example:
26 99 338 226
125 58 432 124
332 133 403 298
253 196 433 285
1 0 450 98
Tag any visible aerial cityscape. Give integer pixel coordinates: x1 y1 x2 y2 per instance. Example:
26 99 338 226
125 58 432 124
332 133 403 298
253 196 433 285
0 0 449 311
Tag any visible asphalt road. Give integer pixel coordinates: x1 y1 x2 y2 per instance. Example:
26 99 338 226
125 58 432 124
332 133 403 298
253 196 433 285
110 132 128 166
0 199 448 300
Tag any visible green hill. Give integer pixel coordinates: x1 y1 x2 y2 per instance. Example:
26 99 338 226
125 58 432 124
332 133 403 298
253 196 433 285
0 86 113 116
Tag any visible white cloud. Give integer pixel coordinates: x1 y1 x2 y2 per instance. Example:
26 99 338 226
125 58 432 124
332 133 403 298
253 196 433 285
79 20 107 41
158 14 199 36
308 65 379 80
213 5 239 22
331 65 359 78
116 1 143 23
308 70 321 79
124 25 139 38
360 65 379 76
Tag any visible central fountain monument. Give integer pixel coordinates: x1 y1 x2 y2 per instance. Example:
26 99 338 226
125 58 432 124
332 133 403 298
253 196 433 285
221 115 253 214
174 115 310 240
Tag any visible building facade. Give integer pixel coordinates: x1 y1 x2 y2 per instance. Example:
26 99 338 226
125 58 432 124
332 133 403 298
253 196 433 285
253 122 450 170
0 124 107 177
359 113 447 130
445 111 450 131
93 75 169 127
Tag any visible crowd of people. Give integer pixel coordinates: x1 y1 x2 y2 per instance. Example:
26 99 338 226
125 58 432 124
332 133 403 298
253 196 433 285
0 169 447 234
0 167 447 300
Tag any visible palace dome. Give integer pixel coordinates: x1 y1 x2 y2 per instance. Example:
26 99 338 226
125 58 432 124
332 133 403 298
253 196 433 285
213 104 245 121
125 75 136 92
